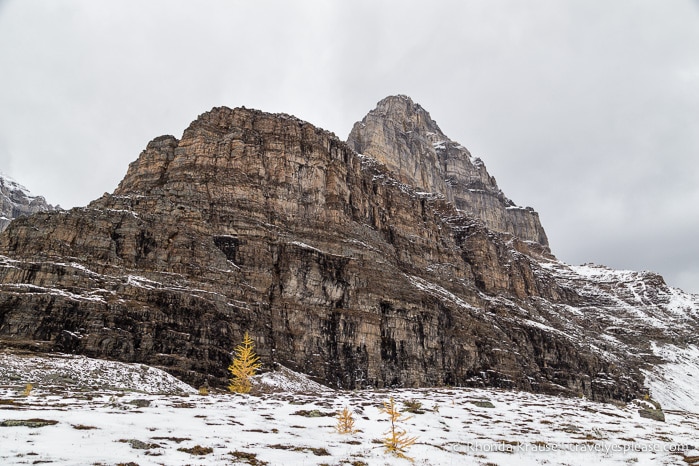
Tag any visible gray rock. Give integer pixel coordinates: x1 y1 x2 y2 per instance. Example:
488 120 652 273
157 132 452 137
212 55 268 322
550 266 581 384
122 439 160 449
128 399 151 408
1 418 58 428
471 400 496 408
638 408 665 422
348 95 548 247
0 173 57 232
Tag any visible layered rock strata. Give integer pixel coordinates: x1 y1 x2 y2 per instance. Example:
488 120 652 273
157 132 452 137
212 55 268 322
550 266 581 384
348 95 548 247
0 102 696 404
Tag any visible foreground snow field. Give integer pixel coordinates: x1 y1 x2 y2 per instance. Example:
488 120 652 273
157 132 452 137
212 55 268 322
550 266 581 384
1 353 697 466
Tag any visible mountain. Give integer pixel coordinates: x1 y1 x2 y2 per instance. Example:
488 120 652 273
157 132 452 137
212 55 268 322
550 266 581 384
348 95 548 247
0 98 696 408
0 173 57 231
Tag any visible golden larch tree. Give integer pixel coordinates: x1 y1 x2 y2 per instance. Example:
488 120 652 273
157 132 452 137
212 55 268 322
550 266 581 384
336 405 357 434
228 331 262 394
380 396 418 461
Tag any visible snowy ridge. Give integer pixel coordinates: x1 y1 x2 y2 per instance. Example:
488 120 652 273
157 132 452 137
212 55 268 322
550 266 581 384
0 172 56 231
542 261 699 326
0 352 195 394
0 172 31 196
539 260 699 412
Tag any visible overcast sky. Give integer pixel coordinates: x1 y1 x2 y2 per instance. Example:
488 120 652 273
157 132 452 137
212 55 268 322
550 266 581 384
1 0 698 294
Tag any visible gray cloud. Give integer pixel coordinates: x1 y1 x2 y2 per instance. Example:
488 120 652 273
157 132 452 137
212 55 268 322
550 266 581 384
1 0 698 294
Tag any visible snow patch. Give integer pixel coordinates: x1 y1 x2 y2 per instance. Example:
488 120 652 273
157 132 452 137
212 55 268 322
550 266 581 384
252 365 332 394
289 241 323 254
405 274 479 312
1 283 107 303
644 343 699 413
0 352 195 394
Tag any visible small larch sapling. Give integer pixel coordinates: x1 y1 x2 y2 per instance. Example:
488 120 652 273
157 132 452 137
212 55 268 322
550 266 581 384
380 396 418 461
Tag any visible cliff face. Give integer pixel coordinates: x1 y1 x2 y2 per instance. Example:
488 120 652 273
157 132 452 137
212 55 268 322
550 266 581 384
0 174 56 231
348 95 548 247
0 101 696 403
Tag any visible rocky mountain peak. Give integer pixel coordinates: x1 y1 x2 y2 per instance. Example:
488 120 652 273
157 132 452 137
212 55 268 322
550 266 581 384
368 94 444 136
0 172 57 232
0 101 697 406
348 96 549 247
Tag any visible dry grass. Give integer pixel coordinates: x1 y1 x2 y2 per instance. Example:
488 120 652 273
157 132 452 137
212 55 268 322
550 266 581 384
177 445 213 455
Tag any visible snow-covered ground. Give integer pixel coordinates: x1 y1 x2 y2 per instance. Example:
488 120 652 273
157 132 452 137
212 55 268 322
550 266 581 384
0 352 195 395
1 353 697 466
643 343 699 414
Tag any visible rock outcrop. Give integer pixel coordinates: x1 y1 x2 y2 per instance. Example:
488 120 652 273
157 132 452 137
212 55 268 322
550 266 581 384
0 173 56 231
0 100 696 404
348 95 548 247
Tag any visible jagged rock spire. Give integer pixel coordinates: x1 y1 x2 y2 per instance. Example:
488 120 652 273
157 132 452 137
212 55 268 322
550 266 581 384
348 95 548 247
